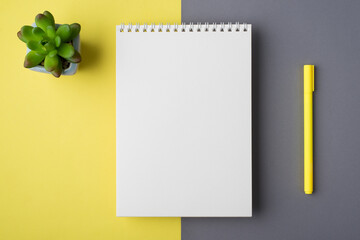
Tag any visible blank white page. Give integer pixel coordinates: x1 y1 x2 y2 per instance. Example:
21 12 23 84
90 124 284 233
116 24 252 217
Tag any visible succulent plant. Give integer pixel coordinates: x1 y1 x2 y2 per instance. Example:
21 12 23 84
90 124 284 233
17 11 81 77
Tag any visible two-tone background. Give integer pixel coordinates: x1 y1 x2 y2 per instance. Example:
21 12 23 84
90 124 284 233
1 0 360 239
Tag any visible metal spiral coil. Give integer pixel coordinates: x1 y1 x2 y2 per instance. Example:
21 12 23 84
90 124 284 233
119 22 248 32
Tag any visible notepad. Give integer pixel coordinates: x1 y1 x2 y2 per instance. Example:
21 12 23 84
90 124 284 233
116 23 252 217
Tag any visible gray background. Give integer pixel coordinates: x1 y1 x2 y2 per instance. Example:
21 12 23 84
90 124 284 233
182 0 360 239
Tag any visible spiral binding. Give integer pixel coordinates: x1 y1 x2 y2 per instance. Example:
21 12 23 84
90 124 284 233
119 22 248 32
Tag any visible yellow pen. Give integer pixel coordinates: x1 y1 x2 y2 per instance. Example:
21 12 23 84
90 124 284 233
304 65 314 194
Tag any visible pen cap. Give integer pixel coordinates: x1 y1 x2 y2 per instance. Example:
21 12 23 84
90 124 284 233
304 65 314 93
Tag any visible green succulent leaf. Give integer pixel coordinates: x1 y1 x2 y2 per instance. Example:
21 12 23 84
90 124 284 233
35 13 55 32
57 43 75 59
24 51 45 68
32 27 45 41
18 26 33 43
44 54 60 72
51 61 63 78
54 35 61 47
65 50 81 63
20 26 33 38
56 24 71 42
43 11 55 26
27 40 47 53
17 31 26 43
48 50 58 57
44 42 55 52
46 26 56 39
69 23 81 40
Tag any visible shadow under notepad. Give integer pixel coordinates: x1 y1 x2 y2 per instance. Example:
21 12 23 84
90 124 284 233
251 28 262 215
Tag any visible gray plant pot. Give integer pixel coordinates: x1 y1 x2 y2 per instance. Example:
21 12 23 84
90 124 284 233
26 23 80 75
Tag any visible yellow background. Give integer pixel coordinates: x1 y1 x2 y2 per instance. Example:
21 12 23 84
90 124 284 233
0 0 181 239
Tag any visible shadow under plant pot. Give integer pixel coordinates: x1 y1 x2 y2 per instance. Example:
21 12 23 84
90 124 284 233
26 23 80 75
